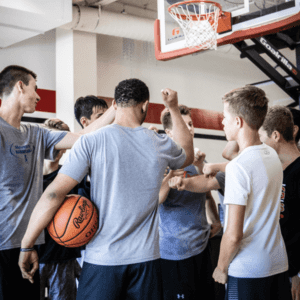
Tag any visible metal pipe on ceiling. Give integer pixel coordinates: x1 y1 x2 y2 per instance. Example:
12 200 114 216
61 5 154 41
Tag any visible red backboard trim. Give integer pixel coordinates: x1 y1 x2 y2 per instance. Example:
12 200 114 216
155 11 300 61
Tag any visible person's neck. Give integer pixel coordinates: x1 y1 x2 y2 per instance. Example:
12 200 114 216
0 98 24 129
113 108 141 128
277 142 300 170
43 160 60 176
236 129 262 153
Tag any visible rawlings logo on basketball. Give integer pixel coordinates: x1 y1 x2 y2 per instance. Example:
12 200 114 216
73 200 90 229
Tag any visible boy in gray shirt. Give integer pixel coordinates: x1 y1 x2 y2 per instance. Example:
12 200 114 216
0 65 115 300
19 79 194 300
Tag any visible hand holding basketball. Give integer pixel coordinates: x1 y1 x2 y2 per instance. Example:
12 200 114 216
161 88 178 110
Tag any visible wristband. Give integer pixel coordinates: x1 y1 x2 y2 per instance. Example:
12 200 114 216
298 272 300 278
20 247 35 252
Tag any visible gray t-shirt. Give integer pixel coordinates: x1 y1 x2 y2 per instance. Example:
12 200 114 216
0 117 67 250
59 124 186 266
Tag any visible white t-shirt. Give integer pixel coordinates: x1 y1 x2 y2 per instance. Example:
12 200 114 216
224 143 288 278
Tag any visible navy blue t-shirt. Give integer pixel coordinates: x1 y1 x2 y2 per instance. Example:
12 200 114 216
280 157 300 277
159 164 210 260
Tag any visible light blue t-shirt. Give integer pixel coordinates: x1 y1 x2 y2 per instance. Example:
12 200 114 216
60 124 186 266
159 164 210 260
0 118 67 250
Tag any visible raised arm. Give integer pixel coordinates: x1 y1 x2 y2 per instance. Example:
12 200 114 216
19 174 79 283
162 89 194 168
54 105 116 150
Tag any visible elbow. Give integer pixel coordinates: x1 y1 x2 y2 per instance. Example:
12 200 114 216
222 150 229 160
185 148 194 166
228 233 243 246
222 149 232 161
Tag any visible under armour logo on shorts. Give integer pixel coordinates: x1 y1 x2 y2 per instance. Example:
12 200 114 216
177 295 185 299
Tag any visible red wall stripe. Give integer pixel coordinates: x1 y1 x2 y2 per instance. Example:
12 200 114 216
0 90 224 131
36 89 56 113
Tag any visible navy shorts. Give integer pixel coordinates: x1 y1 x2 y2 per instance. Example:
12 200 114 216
39 259 81 300
226 271 292 300
77 259 162 300
160 245 215 300
0 247 40 300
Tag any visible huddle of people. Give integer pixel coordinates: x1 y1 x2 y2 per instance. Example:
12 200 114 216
0 64 299 300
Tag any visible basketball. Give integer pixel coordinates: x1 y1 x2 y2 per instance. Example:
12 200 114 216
47 194 99 248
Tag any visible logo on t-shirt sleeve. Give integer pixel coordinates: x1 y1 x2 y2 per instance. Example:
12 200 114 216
280 184 286 219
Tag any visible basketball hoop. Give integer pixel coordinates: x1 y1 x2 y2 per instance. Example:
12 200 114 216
168 0 223 50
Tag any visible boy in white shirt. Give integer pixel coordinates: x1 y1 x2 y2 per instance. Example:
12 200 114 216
210 86 291 299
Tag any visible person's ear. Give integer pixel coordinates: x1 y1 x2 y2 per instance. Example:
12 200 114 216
15 81 24 94
80 117 88 128
112 99 118 110
235 116 243 128
293 125 299 139
272 130 281 143
141 100 149 114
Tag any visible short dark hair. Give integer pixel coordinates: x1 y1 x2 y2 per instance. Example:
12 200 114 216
262 106 294 142
43 118 70 132
114 79 149 108
74 95 108 128
223 85 269 130
161 105 191 130
0 65 37 98
289 108 300 143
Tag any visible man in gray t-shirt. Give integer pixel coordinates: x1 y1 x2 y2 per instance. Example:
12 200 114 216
0 65 115 300
19 79 194 300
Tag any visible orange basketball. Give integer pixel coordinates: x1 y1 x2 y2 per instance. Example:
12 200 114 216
47 194 99 248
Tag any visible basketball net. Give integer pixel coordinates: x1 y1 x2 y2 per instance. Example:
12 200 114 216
168 1 220 50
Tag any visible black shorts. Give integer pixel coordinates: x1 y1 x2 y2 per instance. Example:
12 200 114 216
0 247 40 300
226 271 292 300
160 245 215 300
77 259 162 300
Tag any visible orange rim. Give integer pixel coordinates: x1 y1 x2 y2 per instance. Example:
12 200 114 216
168 0 223 21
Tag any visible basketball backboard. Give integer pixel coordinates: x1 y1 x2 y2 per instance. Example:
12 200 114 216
155 0 300 60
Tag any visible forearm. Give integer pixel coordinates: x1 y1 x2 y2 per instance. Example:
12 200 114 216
21 190 66 248
159 173 172 204
79 105 116 135
169 107 194 167
206 192 220 224
212 162 228 173
184 176 220 193
217 231 242 271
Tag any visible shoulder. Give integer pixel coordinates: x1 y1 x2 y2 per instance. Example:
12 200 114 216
285 157 300 179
